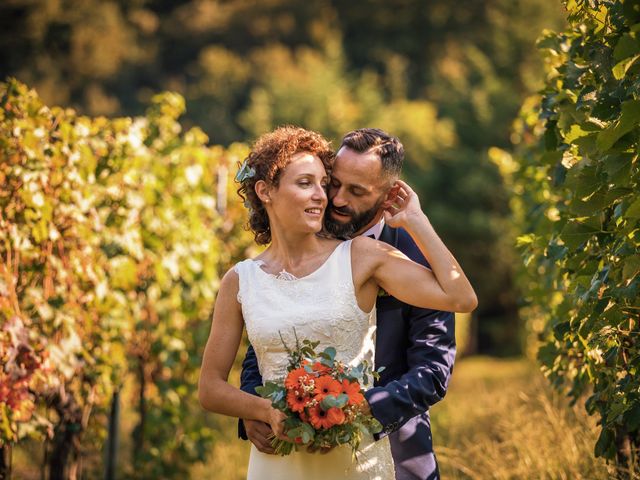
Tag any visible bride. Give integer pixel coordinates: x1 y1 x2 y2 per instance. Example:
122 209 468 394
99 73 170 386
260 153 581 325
198 126 476 479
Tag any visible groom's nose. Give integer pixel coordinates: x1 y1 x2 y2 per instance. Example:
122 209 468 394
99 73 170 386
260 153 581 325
330 187 347 208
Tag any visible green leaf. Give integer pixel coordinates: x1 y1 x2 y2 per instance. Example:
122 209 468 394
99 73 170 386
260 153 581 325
622 255 640 281
570 188 608 216
540 151 563 166
553 321 571 340
334 393 349 408
563 124 591 143
613 33 640 62
322 346 336 361
625 198 640 219
516 234 536 246
536 30 562 52
624 402 640 430
320 395 338 410
613 54 640 80
544 122 559 150
604 187 634 206
546 243 568 260
596 100 640 152
602 153 633 186
559 220 600 250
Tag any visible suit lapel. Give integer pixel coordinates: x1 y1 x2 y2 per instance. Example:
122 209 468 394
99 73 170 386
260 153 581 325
378 224 397 247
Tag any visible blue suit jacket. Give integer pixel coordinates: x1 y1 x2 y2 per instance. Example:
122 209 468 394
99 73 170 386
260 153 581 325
238 226 456 480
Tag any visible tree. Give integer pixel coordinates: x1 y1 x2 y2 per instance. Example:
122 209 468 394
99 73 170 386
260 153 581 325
500 0 640 474
0 78 253 478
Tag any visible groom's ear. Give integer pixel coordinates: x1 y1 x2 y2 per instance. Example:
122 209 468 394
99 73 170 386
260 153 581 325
254 180 271 204
380 182 400 209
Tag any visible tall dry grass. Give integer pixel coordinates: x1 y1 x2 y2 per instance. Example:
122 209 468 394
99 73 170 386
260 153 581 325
431 357 613 479
192 356 615 479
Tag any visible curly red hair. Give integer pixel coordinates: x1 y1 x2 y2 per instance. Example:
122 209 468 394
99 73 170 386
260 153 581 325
237 126 334 245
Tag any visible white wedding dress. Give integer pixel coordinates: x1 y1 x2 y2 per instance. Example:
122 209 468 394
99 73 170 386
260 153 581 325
235 240 395 480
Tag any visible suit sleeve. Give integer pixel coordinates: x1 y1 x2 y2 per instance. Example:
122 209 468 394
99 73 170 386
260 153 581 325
365 307 455 437
237 344 263 439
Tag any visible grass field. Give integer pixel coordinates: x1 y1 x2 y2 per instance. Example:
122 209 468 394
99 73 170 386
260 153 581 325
193 356 614 480
12 356 615 479
429 357 612 479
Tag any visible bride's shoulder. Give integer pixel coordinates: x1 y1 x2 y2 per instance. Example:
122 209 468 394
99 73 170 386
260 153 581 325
351 236 395 269
221 264 241 288
351 235 392 252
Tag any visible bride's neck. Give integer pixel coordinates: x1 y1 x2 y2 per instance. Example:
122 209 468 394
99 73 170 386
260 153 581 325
266 229 323 268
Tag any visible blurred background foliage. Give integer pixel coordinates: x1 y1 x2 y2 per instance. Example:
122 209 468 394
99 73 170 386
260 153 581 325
13 1 637 479
0 0 567 356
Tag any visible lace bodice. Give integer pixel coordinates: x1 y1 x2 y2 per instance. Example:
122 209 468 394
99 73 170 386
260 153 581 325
234 240 376 383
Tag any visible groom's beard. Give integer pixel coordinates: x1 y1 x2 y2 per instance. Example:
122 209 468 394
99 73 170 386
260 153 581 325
324 200 383 238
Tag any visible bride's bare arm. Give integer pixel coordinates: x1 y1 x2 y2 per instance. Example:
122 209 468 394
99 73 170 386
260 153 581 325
353 181 477 313
198 268 287 437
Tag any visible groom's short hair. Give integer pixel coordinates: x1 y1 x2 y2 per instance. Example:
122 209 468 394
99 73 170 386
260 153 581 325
340 128 404 178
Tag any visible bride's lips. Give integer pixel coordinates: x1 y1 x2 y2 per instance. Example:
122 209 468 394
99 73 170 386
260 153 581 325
304 207 323 217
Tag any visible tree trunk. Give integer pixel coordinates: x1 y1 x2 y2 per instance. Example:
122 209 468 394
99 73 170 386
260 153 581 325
615 427 639 479
0 444 11 480
133 356 146 463
49 420 81 480
104 390 120 480
48 385 90 480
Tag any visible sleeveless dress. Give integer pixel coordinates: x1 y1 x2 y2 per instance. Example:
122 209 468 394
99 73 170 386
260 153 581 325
234 240 395 480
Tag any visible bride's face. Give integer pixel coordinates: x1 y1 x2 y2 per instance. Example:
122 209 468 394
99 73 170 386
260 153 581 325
265 152 328 235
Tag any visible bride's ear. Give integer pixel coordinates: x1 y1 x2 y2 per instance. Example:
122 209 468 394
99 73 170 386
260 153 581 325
255 180 271 205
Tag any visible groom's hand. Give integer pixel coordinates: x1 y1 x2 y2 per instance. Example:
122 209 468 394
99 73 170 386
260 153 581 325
383 180 426 230
244 419 276 454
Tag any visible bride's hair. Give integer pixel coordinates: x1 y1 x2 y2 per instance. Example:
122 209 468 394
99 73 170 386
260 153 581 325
237 126 334 245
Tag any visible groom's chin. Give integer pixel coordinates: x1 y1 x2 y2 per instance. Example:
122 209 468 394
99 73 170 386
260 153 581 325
324 218 354 238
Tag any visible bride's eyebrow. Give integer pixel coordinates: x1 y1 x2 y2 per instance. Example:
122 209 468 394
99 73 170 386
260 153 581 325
295 172 327 180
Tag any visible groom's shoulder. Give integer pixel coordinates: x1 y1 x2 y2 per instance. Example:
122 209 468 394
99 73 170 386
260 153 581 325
385 226 429 267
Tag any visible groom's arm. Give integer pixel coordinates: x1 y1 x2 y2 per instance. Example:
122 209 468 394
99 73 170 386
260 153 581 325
237 344 263 439
365 306 455 438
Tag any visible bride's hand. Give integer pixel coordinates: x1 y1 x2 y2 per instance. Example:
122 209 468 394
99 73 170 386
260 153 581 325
383 180 427 229
266 406 289 441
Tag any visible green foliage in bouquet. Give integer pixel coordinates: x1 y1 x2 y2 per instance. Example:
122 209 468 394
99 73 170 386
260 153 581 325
256 332 383 458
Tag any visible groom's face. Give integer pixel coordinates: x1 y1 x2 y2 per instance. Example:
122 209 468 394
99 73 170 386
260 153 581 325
325 146 390 238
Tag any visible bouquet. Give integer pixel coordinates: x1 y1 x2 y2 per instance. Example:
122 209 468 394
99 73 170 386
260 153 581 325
255 332 383 456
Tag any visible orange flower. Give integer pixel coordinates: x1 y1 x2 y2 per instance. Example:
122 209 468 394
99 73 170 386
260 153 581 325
286 390 310 413
326 407 346 426
314 375 342 400
308 405 338 429
341 379 365 406
285 367 310 390
312 362 331 374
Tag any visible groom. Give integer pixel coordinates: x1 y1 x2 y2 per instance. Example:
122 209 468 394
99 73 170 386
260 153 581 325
238 128 456 480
